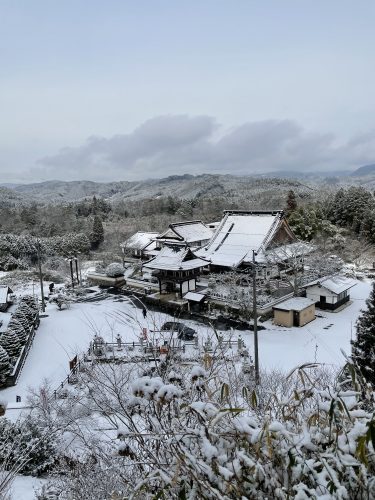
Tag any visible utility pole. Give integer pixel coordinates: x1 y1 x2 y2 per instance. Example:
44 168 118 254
69 258 75 289
252 250 260 384
74 256 79 285
36 240 45 312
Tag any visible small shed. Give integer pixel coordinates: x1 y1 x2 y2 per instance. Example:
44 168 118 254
273 297 315 327
0 286 13 312
184 291 206 312
304 276 356 311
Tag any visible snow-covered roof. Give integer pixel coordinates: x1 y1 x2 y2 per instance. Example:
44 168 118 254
0 286 11 304
143 244 208 271
196 211 288 268
304 276 357 295
184 292 206 302
273 297 315 312
120 232 159 250
158 221 213 244
261 241 314 263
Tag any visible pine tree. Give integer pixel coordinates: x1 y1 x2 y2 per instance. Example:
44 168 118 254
0 329 21 359
285 190 297 217
90 216 104 250
17 303 35 322
13 309 31 332
7 318 28 345
20 295 38 310
351 282 375 387
0 345 10 386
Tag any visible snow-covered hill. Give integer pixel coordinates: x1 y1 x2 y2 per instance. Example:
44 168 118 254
1 174 313 204
2 171 375 206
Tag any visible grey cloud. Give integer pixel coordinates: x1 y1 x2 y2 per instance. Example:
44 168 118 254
35 114 375 181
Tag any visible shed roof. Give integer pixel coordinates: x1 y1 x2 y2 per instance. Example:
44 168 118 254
184 292 206 302
273 297 315 312
305 276 357 295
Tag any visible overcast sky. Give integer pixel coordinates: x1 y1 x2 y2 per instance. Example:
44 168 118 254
1 1 375 182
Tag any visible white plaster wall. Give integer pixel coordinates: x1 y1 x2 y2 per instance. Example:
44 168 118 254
188 278 196 291
306 285 337 304
181 281 189 294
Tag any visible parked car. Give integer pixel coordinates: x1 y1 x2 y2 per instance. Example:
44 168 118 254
161 321 196 341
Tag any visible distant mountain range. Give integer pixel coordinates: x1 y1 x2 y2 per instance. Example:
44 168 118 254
0 174 313 205
350 163 375 177
0 166 374 205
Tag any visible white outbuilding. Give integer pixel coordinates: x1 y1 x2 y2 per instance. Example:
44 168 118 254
304 276 356 311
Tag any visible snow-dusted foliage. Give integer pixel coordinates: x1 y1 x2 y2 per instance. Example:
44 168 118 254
12 309 31 331
17 302 36 318
114 364 375 498
26 354 375 499
7 318 28 345
352 281 375 387
0 329 21 359
0 417 57 476
0 233 90 270
47 233 91 257
0 345 10 386
20 294 39 311
105 262 124 277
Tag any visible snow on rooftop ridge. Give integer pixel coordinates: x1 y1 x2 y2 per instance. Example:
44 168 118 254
274 297 315 312
143 243 208 271
157 220 213 244
121 231 159 249
305 276 357 295
197 211 284 268
171 221 213 243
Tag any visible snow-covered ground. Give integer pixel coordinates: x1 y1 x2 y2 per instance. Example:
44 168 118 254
8 475 47 500
0 279 371 409
256 278 370 369
0 279 372 499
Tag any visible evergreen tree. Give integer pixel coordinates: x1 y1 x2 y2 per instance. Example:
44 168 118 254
13 309 31 332
92 195 98 215
7 318 28 345
285 190 297 217
17 302 35 321
0 329 21 359
352 282 375 387
21 295 39 311
0 345 10 386
90 216 104 250
0 417 57 475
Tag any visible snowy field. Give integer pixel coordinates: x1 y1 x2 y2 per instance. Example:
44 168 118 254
1 279 372 499
1 278 371 408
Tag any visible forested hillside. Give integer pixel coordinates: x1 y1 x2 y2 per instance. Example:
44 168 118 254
0 176 374 275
